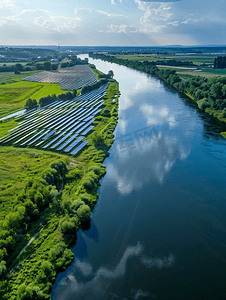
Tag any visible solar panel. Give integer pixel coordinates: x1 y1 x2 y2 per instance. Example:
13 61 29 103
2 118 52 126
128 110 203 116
76 119 94 134
13 130 37 145
57 133 79 151
59 120 81 133
42 131 66 149
27 130 50 145
81 125 95 136
83 115 94 122
20 129 45 146
42 129 56 140
70 140 89 156
64 135 84 152
92 109 102 116
68 121 85 133
50 132 72 149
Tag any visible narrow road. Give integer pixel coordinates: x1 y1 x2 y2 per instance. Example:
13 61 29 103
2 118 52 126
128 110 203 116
16 229 42 259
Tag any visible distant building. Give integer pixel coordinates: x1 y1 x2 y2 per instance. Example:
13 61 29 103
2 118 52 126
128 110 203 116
51 59 59 63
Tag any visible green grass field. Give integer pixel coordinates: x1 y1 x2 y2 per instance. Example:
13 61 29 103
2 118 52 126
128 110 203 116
0 62 28 67
0 72 66 118
201 68 226 74
177 70 225 78
117 54 215 66
0 147 66 220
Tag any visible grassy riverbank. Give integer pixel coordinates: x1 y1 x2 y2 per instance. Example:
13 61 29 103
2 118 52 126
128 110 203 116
0 68 120 299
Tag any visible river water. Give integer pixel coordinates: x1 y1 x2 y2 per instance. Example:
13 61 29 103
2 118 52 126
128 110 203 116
51 55 226 300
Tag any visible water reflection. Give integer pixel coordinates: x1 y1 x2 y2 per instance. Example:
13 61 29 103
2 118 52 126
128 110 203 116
51 55 226 300
53 242 175 300
107 134 189 194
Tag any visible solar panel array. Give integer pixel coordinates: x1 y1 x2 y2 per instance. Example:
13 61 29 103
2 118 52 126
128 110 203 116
21 65 97 90
0 82 110 156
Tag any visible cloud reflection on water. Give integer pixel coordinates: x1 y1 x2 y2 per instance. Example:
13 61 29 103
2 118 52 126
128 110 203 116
108 133 189 195
55 243 175 300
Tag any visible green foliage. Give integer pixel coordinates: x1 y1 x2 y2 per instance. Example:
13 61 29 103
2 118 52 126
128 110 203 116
88 165 101 175
92 132 105 148
43 62 51 71
0 260 7 276
103 108 111 117
65 168 83 183
198 98 211 110
13 66 20 74
51 160 68 176
17 283 45 300
77 204 91 223
24 98 38 109
0 76 119 299
81 79 108 95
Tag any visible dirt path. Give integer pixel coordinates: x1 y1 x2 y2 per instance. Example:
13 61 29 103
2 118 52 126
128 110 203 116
16 229 42 259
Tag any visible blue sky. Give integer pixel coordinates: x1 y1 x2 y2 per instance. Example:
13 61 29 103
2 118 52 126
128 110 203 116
0 0 225 46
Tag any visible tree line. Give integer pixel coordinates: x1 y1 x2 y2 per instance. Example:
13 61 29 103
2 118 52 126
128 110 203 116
90 53 226 123
24 89 77 109
214 56 226 69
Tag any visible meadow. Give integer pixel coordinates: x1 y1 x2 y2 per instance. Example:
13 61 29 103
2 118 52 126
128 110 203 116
0 65 120 299
117 54 215 66
0 72 66 118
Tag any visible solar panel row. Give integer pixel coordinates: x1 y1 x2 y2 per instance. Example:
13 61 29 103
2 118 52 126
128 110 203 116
64 135 84 153
57 133 79 151
70 140 89 156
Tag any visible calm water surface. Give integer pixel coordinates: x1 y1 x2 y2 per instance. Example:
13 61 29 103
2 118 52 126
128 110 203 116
51 55 226 300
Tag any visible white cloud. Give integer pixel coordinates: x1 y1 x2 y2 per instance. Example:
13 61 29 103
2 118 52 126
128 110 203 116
167 20 179 26
181 18 199 24
74 7 125 18
0 0 13 9
135 0 173 33
107 24 128 33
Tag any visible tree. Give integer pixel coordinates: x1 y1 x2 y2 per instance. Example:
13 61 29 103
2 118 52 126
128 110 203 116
77 204 91 223
107 70 114 78
92 132 105 148
24 98 37 109
51 63 58 70
43 61 51 71
0 260 6 276
15 64 23 71
13 66 20 74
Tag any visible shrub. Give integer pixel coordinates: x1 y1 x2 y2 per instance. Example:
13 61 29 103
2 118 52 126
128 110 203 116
197 99 211 110
88 165 101 175
0 260 6 276
77 204 91 223
70 199 84 214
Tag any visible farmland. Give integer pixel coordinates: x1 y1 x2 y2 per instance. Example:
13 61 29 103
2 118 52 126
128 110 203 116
117 54 215 65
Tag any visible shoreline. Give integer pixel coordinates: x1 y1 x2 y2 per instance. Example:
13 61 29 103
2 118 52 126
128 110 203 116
0 68 120 299
90 53 226 138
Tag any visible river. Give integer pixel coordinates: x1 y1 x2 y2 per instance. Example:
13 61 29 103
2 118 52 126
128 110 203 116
51 55 226 300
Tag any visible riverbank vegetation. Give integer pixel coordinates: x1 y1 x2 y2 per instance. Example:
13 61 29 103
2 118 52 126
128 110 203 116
90 53 226 129
0 67 120 299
